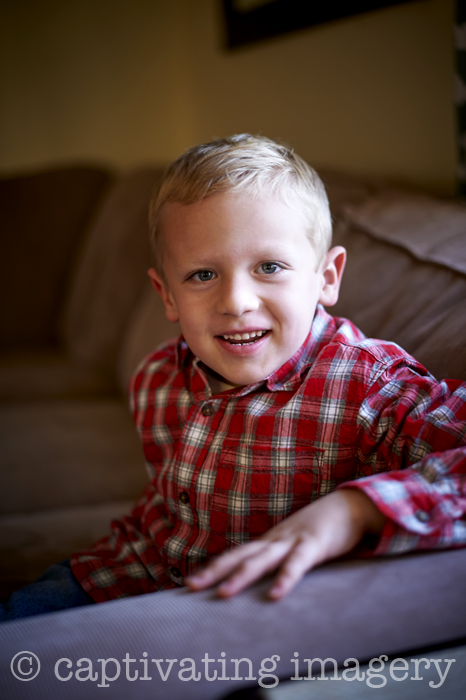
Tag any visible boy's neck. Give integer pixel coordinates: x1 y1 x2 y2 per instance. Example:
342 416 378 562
199 363 241 395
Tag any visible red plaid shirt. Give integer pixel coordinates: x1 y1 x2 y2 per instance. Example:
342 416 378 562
71 306 466 602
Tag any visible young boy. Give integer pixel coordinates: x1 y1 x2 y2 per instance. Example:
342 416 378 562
2 134 465 618
69 133 466 604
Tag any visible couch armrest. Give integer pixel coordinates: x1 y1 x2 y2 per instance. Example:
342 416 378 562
1 549 464 699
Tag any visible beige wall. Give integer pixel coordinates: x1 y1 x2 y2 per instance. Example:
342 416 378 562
0 0 456 194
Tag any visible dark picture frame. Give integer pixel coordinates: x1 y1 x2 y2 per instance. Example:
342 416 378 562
221 0 425 50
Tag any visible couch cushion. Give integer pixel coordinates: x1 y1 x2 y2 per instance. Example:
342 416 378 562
0 166 111 347
62 167 165 373
117 280 181 394
0 501 135 592
332 190 466 381
343 189 466 274
0 398 148 515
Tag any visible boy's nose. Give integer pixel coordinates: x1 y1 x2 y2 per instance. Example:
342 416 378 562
216 276 260 316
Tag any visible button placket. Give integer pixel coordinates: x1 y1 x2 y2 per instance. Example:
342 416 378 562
171 401 219 530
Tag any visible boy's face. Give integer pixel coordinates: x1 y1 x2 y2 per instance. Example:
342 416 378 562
150 192 345 387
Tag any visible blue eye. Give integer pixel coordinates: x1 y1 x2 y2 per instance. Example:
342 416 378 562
260 262 278 274
194 270 214 282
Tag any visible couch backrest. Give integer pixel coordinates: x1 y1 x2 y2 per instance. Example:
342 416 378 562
0 165 111 349
332 189 466 381
61 167 165 373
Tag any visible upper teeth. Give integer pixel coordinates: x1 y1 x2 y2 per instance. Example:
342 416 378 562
222 330 267 340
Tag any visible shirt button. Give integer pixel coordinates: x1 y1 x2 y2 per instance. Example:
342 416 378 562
179 491 190 504
415 510 430 523
170 567 182 578
202 403 214 416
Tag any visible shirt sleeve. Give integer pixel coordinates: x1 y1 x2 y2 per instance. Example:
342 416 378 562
338 361 466 556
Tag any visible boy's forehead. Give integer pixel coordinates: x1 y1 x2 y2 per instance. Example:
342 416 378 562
159 194 319 278
160 191 309 234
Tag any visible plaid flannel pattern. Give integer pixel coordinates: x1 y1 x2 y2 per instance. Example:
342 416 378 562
71 306 466 602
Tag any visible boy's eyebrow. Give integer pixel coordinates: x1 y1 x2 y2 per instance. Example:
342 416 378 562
178 245 301 267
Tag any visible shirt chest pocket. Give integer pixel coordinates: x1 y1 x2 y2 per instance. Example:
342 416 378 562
209 437 324 544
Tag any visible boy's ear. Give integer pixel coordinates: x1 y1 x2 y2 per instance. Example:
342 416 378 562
318 246 346 307
148 269 179 323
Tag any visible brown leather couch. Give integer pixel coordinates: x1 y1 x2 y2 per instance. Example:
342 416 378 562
1 163 465 591
1 164 465 699
0 164 172 593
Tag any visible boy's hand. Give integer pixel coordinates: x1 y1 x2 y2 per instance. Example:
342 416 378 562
186 489 386 600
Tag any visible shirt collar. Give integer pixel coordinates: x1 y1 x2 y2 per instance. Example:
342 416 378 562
265 305 337 391
174 305 337 396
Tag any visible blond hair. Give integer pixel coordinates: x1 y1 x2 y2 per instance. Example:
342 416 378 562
150 134 332 276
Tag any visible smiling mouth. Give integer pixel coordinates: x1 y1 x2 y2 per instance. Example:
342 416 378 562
218 330 270 345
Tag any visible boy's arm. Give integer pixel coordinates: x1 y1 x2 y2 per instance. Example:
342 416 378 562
188 365 466 599
339 366 466 557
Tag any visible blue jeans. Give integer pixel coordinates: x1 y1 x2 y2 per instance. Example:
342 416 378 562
0 560 94 621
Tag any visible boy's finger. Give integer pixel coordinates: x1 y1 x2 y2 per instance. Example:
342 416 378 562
186 540 265 589
216 540 292 598
268 539 322 599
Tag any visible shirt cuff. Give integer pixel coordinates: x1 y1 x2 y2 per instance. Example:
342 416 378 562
337 460 466 556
